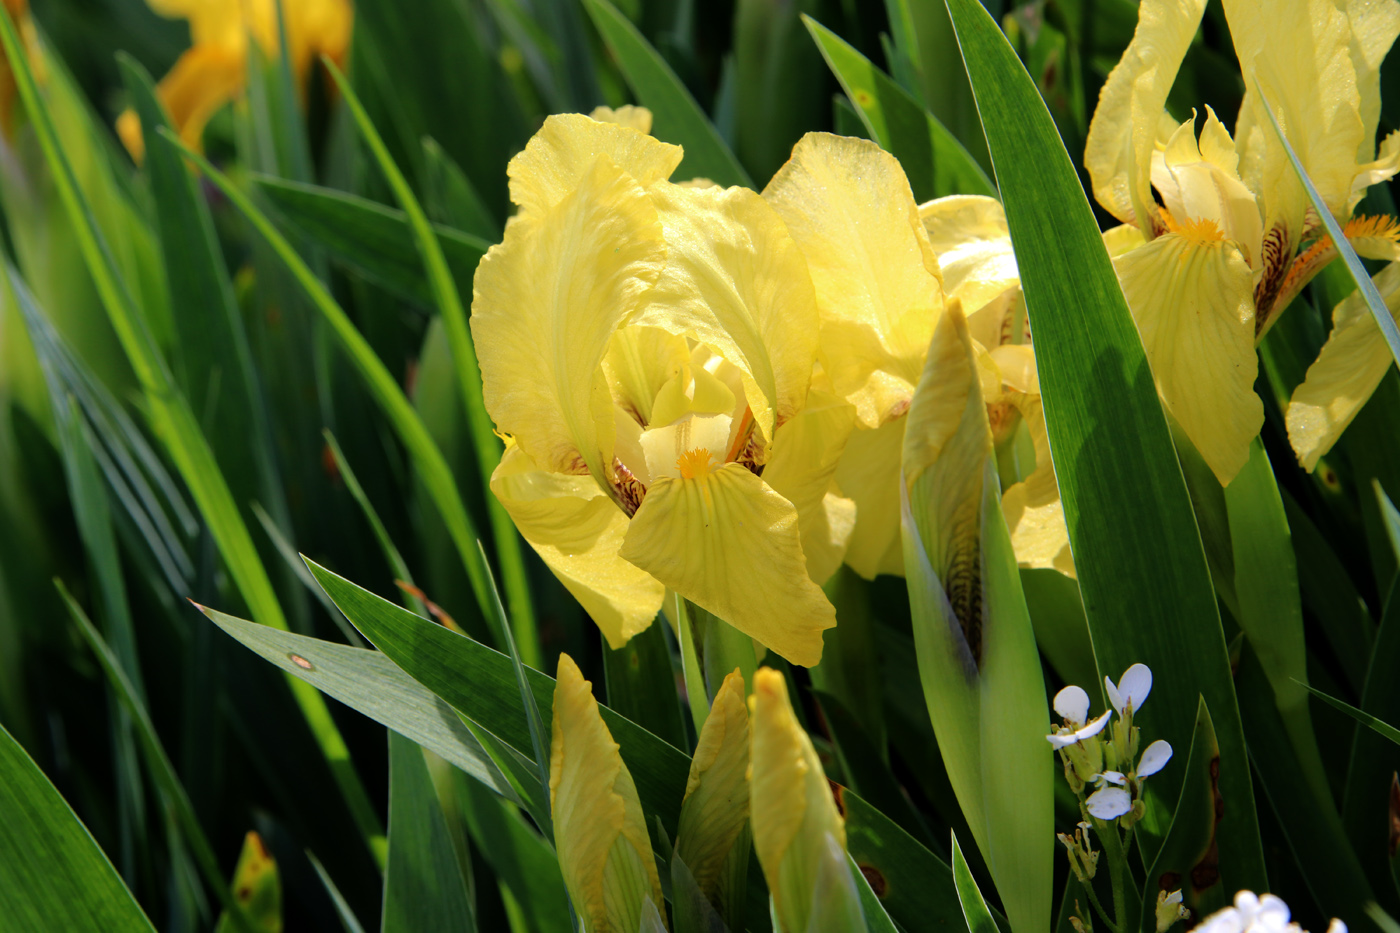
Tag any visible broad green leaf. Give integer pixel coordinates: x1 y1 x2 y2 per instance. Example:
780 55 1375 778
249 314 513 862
422 138 499 240
1345 577 1400 910
581 0 752 187
847 852 899 933
253 176 488 306
1236 647 1374 924
841 792 967 932
942 0 1264 889
802 16 994 201
200 605 520 802
382 733 477 932
732 0 828 184
0 720 155 931
950 834 998 933
671 850 731 933
0 10 383 857
1225 441 1328 802
604 614 688 752
165 133 501 642
813 568 886 755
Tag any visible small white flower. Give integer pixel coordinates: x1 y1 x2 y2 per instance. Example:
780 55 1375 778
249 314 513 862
1054 685 1091 724
1138 739 1173 777
1105 663 1153 715
1085 785 1131 819
1047 709 1112 748
1194 890 1346 933
1091 770 1127 787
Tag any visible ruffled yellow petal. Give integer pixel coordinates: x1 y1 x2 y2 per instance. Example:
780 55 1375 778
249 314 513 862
676 670 750 901
603 325 691 428
1102 223 1148 257
748 667 846 933
619 464 836 667
1350 130 1400 211
551 654 664 933
118 43 246 161
491 446 664 648
507 113 683 218
1287 261 1400 470
919 195 1021 323
1229 0 1400 240
636 182 819 439
1115 231 1263 485
590 104 654 135
764 132 944 428
834 417 907 580
1084 0 1207 230
762 388 858 585
1152 111 1262 266
471 157 668 486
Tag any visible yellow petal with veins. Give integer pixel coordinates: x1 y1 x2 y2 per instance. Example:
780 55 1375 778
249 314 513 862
748 667 846 933
472 157 667 486
636 182 819 440
1151 111 1262 266
919 195 1021 321
603 326 690 427
1115 231 1262 485
763 388 858 585
491 445 664 649
1287 262 1400 471
676 670 750 902
508 113 682 217
764 133 944 429
551 654 664 933
1084 0 1207 231
835 417 907 580
619 465 836 667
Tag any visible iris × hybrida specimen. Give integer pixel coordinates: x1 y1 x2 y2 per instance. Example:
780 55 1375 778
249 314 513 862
116 0 352 160
1085 0 1400 484
473 110 853 667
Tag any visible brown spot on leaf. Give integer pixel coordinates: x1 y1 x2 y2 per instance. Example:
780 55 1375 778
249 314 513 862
289 653 314 671
859 863 889 897
1158 870 1181 892
829 781 846 818
1189 756 1225 893
1389 772 1400 858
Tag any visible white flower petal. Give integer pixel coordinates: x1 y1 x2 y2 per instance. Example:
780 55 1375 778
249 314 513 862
1085 786 1132 819
1164 890 1183 906
1326 920 1348 933
1047 708 1113 748
1054 685 1091 724
1138 739 1173 777
1112 663 1153 714
1097 770 1127 786
1104 674 1124 714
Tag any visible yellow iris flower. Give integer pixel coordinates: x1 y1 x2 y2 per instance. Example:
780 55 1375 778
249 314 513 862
763 132 1071 580
1085 0 1400 484
550 654 664 933
474 110 853 667
116 0 352 161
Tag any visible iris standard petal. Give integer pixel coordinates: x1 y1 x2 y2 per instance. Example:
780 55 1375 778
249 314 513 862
551 655 664 932
491 446 664 648
1084 0 1208 230
1115 229 1263 485
1138 739 1173 777
619 464 836 667
603 326 690 428
472 157 668 487
638 181 820 440
764 132 943 428
507 113 682 217
589 104 654 135
919 195 1021 320
1054 686 1091 725
1085 786 1133 820
834 417 907 580
1287 262 1400 470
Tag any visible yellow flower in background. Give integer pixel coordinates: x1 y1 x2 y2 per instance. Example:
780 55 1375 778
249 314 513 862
550 654 664 933
0 0 43 136
747 667 850 933
475 111 852 667
763 132 945 580
116 0 352 161
1084 0 1400 485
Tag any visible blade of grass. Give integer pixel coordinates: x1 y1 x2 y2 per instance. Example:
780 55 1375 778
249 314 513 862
581 0 753 187
250 502 366 646
1300 681 1400 746
942 0 1265 889
161 131 502 644
326 59 540 667
308 851 370 933
58 582 260 933
950 833 999 933
0 7 384 861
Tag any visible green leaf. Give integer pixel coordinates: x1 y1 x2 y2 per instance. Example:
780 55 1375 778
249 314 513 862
1301 682 1400 747
308 851 369 933
671 850 731 933
950 833 998 933
581 0 753 187
605 614 688 752
200 605 520 802
421 138 499 240
842 791 969 932
214 833 282 933
382 733 477 933
847 852 899 933
253 176 488 306
0 719 156 931
1256 86 1400 367
0 9 383 858
942 0 1265 889
802 16 994 201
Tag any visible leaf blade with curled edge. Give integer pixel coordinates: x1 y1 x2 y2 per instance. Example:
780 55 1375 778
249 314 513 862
199 603 520 802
